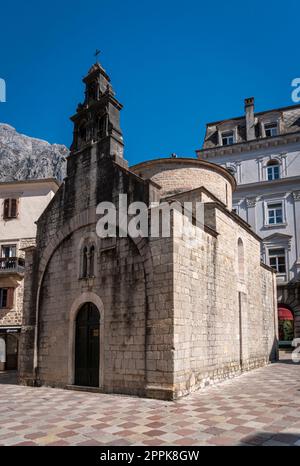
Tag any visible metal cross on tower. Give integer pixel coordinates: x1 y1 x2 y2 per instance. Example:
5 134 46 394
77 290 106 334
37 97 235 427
94 49 101 63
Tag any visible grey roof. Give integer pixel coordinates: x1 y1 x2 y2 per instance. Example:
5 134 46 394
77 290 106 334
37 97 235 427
202 103 300 149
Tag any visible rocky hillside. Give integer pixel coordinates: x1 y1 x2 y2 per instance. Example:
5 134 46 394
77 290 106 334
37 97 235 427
0 124 68 182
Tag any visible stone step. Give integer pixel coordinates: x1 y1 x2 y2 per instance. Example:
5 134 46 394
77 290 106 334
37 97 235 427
66 384 102 394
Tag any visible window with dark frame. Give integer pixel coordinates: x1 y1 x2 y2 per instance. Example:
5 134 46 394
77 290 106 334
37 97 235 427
1 244 16 258
269 248 286 274
267 202 283 225
267 161 280 180
3 198 18 219
265 122 278 137
222 131 234 146
0 288 14 309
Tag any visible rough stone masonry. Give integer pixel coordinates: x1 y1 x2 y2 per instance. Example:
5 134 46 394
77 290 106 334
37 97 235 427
18 62 278 400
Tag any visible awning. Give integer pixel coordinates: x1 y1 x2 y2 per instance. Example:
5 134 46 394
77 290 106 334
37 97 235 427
0 327 21 334
278 307 294 321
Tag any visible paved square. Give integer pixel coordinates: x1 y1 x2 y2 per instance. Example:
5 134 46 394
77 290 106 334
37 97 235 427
0 357 300 446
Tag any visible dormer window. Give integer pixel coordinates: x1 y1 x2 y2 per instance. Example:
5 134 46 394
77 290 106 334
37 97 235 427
267 160 280 180
222 131 235 146
264 122 278 137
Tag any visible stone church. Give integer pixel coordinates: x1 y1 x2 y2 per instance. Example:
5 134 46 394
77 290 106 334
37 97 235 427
19 62 278 400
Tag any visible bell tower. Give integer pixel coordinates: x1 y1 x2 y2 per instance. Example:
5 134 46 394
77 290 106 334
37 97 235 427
70 61 124 160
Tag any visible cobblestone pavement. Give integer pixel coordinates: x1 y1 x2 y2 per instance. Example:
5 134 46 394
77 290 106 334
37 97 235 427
0 358 300 446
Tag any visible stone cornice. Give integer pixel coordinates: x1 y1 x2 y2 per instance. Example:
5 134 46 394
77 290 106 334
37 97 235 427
246 196 260 208
234 175 300 193
0 191 23 198
130 157 237 190
0 178 60 189
196 130 300 158
292 190 300 201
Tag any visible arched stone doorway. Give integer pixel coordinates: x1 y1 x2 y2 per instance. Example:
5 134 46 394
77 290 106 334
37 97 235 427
278 306 294 345
75 302 100 387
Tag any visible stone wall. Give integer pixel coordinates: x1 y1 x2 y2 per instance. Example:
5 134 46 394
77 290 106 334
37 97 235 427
19 222 175 398
34 230 146 395
172 206 277 398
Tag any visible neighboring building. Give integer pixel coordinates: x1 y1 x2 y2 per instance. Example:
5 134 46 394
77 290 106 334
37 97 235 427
0 179 59 371
196 98 300 346
19 63 277 400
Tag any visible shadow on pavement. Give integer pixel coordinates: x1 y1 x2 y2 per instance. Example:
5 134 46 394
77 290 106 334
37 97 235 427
0 371 18 385
237 431 300 446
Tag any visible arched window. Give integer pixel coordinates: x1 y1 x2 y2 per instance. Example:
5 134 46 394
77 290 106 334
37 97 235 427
98 115 107 139
238 238 244 280
89 245 95 277
80 243 96 279
82 246 88 278
87 81 98 101
267 160 280 181
78 122 87 144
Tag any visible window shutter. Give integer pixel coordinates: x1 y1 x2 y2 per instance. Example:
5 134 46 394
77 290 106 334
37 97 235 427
10 199 18 218
6 288 14 309
3 199 9 219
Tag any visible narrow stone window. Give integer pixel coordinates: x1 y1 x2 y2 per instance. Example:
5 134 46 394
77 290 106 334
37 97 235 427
78 122 87 144
89 245 95 277
238 238 244 280
82 246 88 278
98 115 107 139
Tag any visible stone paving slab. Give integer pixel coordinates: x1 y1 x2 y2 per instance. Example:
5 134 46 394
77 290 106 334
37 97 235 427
0 359 300 446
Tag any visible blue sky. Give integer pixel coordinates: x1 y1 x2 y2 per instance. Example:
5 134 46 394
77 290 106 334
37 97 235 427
0 0 298 165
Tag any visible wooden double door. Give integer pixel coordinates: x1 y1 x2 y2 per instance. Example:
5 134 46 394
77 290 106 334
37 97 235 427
75 302 100 387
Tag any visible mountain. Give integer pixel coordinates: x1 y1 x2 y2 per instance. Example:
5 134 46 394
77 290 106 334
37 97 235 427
0 123 68 182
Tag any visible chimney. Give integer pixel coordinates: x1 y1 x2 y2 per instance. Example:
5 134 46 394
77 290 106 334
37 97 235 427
244 97 255 141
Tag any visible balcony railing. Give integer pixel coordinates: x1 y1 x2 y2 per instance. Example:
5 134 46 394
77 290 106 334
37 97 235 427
0 257 25 274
